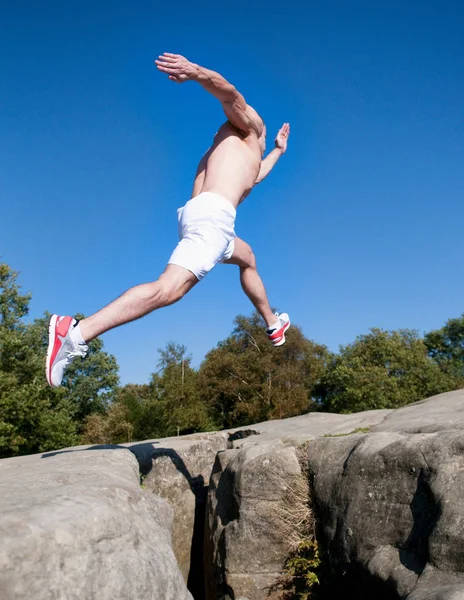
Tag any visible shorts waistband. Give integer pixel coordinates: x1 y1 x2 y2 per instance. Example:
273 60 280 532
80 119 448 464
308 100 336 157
185 192 236 217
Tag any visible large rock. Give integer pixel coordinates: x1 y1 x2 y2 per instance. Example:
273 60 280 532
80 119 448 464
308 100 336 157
0 446 192 600
237 407 393 446
308 430 464 599
3 390 464 600
307 390 464 600
373 389 464 434
206 390 464 600
205 405 392 599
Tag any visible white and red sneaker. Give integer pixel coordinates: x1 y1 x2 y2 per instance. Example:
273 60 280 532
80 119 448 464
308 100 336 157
46 315 88 387
266 312 291 347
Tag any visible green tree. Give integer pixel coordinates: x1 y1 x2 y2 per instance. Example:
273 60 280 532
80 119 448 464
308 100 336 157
27 314 119 425
0 263 30 330
114 383 165 441
198 312 330 428
82 402 134 445
150 342 212 436
317 328 458 414
0 262 120 457
84 342 213 445
82 382 167 444
0 264 78 456
425 314 464 383
0 263 31 379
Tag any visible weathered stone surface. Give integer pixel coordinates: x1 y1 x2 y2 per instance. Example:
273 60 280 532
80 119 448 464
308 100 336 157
204 407 394 599
306 391 464 600
234 408 392 448
408 582 464 600
127 432 230 595
0 447 192 600
3 390 464 600
373 389 464 434
206 390 464 600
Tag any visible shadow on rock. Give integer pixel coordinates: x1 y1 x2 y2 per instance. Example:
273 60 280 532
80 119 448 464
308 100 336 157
399 467 440 576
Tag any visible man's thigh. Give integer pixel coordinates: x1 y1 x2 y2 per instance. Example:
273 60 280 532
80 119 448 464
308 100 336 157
222 237 255 268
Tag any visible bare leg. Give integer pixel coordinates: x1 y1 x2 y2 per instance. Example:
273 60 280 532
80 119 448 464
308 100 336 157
79 264 198 342
223 237 276 328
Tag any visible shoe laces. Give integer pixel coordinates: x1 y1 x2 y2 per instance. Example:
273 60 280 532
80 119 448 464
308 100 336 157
67 342 88 360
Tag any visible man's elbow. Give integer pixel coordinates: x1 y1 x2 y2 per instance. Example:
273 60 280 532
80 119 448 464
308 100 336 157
221 85 240 104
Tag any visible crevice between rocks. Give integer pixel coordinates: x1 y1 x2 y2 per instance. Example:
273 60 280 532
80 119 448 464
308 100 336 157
227 429 259 448
128 429 260 600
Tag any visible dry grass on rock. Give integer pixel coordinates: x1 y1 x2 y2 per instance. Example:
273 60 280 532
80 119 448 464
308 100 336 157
266 445 322 600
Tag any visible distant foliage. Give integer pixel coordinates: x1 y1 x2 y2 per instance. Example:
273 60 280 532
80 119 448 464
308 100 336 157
316 328 459 413
150 342 213 436
82 343 214 444
425 314 464 384
198 312 331 429
0 263 119 457
82 402 134 445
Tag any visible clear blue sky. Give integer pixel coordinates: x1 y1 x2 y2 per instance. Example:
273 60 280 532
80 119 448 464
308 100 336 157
1 1 463 384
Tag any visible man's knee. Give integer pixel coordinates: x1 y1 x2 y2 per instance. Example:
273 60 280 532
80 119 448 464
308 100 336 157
245 247 257 269
152 264 198 306
150 279 185 306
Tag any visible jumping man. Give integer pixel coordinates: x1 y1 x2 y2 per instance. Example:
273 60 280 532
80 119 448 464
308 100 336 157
46 53 291 387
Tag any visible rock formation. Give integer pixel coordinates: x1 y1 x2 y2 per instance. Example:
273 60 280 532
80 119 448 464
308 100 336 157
205 389 464 600
0 446 192 600
1 390 464 600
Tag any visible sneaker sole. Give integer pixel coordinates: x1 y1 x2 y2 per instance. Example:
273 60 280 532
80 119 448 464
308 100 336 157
273 319 291 347
46 314 59 386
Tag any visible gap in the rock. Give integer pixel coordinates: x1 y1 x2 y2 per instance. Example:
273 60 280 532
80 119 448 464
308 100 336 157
129 429 260 600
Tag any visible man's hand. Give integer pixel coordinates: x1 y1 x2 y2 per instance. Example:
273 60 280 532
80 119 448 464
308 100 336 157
156 54 262 136
255 123 290 184
155 53 198 83
275 123 290 153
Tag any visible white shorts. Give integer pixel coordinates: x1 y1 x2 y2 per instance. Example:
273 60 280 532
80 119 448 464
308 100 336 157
168 192 236 280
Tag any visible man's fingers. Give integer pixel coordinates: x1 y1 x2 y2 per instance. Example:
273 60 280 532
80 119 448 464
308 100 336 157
158 55 176 63
156 64 177 75
155 58 177 68
155 60 177 71
155 65 180 81
163 52 182 58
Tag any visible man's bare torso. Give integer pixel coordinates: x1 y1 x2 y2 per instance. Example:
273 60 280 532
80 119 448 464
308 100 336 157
192 121 263 208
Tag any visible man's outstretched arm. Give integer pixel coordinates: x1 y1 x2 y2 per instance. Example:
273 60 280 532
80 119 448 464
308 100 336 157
155 53 263 137
255 123 290 184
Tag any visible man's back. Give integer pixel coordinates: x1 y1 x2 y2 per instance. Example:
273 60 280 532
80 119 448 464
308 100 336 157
192 121 263 207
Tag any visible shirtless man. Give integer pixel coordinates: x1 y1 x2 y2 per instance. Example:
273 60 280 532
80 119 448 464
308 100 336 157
46 53 291 387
